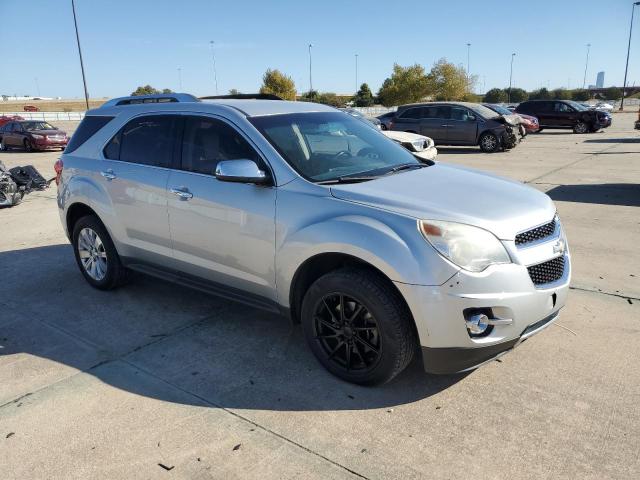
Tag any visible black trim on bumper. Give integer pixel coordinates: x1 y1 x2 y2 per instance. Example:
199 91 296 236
422 311 559 374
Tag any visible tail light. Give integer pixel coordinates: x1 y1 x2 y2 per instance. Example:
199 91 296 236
54 158 63 186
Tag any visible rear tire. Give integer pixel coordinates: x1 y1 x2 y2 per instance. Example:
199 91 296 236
24 140 33 152
479 132 500 153
381 124 387 130
301 268 416 385
72 215 128 290
0 138 6 151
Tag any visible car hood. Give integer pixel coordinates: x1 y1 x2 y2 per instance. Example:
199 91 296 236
330 163 555 240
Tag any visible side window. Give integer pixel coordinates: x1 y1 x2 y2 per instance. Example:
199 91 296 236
450 107 472 121
65 115 114 153
399 108 423 119
181 116 260 175
436 106 451 119
104 115 177 167
554 102 572 113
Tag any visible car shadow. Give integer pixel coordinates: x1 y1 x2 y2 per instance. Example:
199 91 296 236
0 244 468 412
436 147 484 155
546 183 640 207
583 138 640 143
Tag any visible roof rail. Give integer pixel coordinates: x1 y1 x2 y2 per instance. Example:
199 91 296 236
100 93 200 108
200 93 283 101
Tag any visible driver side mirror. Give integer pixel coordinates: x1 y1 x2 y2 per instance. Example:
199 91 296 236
215 159 270 185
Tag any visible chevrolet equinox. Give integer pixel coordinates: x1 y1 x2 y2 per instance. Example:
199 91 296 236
56 94 571 385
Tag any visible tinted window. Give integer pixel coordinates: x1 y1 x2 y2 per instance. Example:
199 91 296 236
105 115 177 167
554 102 573 113
399 108 423 119
181 117 260 175
66 115 114 153
450 107 473 121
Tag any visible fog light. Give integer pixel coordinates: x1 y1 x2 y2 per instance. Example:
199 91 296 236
465 313 490 335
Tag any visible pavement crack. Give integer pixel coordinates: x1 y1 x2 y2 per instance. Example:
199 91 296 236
569 285 640 302
120 358 370 479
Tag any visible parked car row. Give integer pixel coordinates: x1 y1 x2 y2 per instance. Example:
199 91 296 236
515 100 611 133
0 120 69 151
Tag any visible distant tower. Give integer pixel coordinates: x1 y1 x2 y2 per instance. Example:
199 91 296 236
596 71 605 88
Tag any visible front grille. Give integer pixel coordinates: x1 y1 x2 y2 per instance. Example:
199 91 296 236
527 256 565 285
516 219 556 246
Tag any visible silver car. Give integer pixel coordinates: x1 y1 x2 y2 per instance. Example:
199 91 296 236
56 94 570 385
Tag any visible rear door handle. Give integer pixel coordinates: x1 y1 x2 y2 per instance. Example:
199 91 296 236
170 187 193 200
100 169 116 180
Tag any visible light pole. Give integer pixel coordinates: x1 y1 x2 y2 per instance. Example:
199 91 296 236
582 43 591 89
209 40 219 95
620 2 640 110
355 54 358 92
34 77 41 97
508 53 516 103
177 68 182 90
308 44 313 93
466 43 471 74
71 0 89 110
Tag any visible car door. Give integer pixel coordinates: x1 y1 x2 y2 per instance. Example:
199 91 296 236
100 114 176 264
446 106 478 145
2 123 14 146
166 115 277 301
394 107 422 133
418 105 451 144
535 101 553 127
7 123 22 147
552 102 576 127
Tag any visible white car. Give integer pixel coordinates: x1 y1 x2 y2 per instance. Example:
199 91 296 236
593 102 614 112
382 130 438 161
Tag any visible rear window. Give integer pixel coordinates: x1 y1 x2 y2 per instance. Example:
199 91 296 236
65 116 114 153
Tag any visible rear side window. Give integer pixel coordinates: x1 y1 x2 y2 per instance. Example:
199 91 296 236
181 116 261 175
65 116 114 153
399 108 423 119
104 115 177 167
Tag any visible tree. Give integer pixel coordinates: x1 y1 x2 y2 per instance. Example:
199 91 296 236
529 88 551 100
571 89 590 101
427 58 476 101
509 88 528 103
259 69 296 100
161 88 173 94
131 85 160 96
602 87 622 100
551 88 571 100
484 88 508 103
354 83 374 107
377 64 431 107
228 88 241 95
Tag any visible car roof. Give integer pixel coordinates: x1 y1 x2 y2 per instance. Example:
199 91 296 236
398 101 481 109
93 97 338 118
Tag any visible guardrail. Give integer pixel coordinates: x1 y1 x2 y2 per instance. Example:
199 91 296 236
1 111 85 121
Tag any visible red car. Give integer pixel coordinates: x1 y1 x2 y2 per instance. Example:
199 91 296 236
0 115 24 127
0 120 68 151
517 113 540 134
23 105 40 112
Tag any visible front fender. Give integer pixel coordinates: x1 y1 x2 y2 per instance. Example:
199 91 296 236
276 211 458 308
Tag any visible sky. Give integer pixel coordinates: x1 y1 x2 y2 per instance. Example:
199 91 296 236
1 0 639 99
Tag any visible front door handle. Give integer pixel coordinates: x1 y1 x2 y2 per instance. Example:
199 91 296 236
440 124 449 127
170 187 193 200
100 169 116 180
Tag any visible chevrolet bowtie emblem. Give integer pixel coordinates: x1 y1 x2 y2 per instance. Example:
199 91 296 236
553 239 566 255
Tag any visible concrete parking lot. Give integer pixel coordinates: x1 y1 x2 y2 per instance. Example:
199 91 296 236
1 116 639 479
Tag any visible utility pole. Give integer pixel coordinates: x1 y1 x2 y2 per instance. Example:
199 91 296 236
71 0 89 110
582 43 591 89
508 53 516 103
355 53 358 93
620 2 640 110
308 44 313 93
34 77 41 97
209 41 219 95
466 43 471 74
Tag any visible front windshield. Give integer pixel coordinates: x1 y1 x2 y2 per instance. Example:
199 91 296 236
567 101 587 112
250 112 421 182
487 104 512 115
23 121 56 131
469 104 501 119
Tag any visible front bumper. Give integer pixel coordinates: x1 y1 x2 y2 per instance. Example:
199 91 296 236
415 146 438 161
34 139 68 150
395 222 571 374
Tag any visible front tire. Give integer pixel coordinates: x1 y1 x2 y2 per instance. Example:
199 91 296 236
24 140 33 152
301 268 416 385
479 132 500 153
72 215 128 290
573 121 589 134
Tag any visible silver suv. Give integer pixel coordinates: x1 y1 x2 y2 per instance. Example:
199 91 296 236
56 94 571 385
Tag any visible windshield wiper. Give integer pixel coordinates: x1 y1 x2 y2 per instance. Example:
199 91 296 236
316 176 379 185
387 163 427 174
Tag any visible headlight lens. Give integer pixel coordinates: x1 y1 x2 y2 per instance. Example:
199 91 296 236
418 220 511 272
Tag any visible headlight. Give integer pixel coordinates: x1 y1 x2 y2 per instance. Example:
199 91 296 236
31 134 44 139
418 220 511 272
